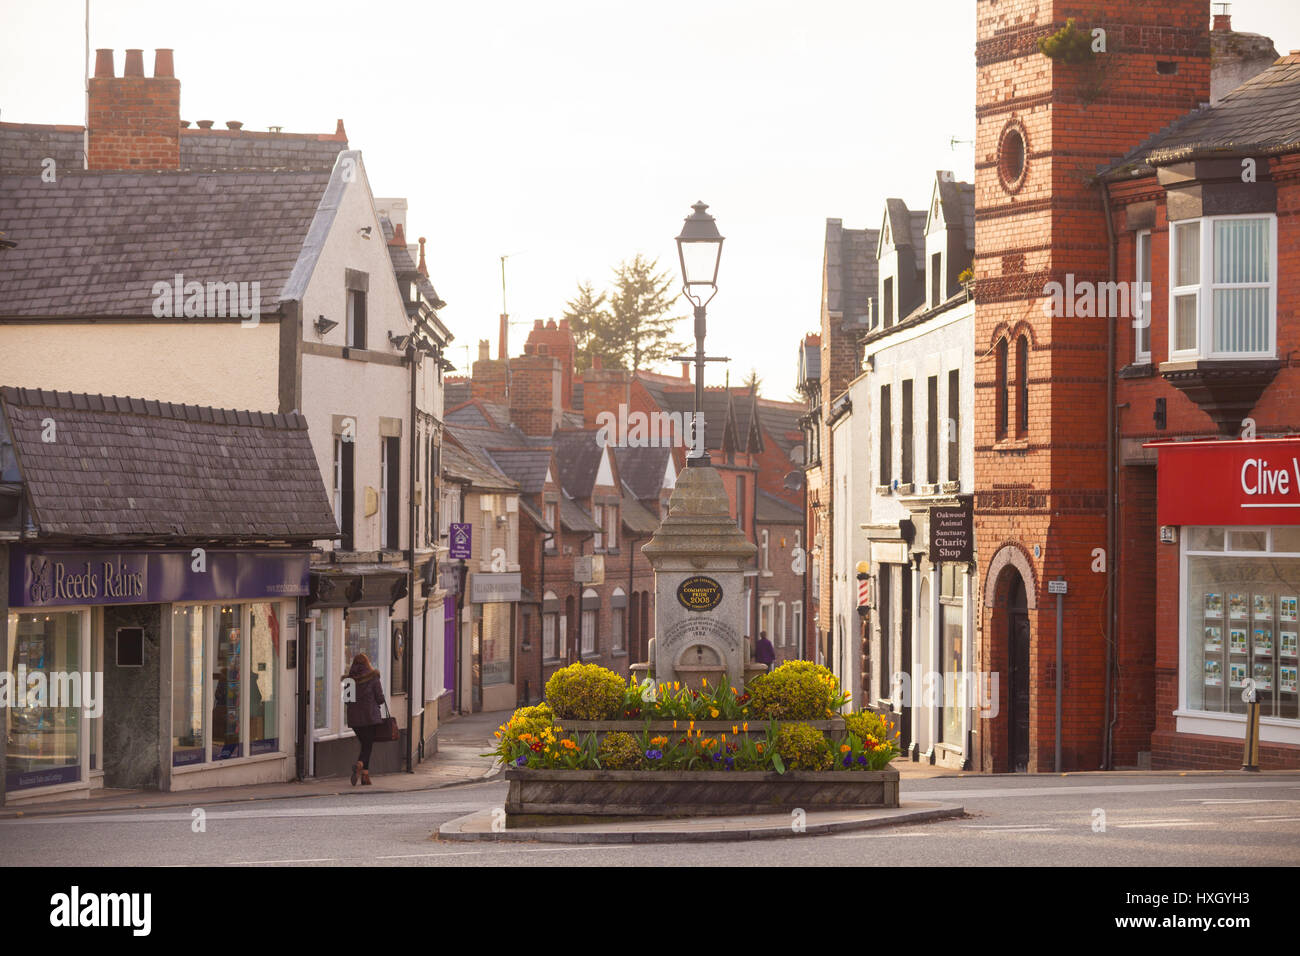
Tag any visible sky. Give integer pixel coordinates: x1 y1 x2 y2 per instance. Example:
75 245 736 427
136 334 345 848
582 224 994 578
3 0 1299 401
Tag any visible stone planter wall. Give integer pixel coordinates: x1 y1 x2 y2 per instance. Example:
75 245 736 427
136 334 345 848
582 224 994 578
504 767 899 827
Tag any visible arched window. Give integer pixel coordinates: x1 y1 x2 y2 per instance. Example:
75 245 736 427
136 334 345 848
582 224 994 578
581 588 599 656
542 590 560 660
1017 335 1030 435
996 337 1009 440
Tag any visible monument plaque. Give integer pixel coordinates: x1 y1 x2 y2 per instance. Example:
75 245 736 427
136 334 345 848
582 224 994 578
677 575 723 612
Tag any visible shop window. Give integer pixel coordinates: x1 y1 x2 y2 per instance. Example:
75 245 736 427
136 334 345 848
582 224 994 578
1136 230 1153 362
172 606 206 766
1170 215 1276 360
480 602 512 686
248 602 280 755
1185 528 1300 723
345 607 383 685
211 605 243 761
939 564 965 746
312 618 330 732
6 610 83 789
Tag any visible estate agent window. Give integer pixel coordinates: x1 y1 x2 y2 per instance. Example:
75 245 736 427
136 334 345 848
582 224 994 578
6 609 86 790
1184 527 1300 727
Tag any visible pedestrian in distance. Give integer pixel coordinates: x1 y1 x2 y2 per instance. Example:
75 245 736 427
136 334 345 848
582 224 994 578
343 652 386 786
755 630 776 672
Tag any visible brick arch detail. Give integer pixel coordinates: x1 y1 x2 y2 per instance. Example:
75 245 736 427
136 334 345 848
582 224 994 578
986 320 1039 353
982 542 1038 611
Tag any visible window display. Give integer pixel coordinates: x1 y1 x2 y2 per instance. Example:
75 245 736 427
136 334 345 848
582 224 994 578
6 611 82 790
172 606 205 766
1186 528 1300 720
211 605 242 760
248 602 279 755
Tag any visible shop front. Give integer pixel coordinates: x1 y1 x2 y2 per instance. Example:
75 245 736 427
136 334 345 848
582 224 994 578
1147 437 1300 768
468 571 520 712
5 546 310 803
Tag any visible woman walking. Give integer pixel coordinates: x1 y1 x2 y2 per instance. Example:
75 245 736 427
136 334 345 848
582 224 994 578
343 653 386 786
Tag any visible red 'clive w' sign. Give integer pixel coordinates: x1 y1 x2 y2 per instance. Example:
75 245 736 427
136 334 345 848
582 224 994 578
1147 437 1300 527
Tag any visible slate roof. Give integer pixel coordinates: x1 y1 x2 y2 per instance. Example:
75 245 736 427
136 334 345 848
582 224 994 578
0 169 331 316
441 441 518 493
757 398 805 457
1099 57 1300 177
635 381 733 451
518 496 551 533
559 495 600 534
0 122 347 174
0 387 337 542
931 176 976 251
756 489 804 524
486 447 552 494
620 489 661 536
553 430 607 498
614 445 672 501
824 219 879 323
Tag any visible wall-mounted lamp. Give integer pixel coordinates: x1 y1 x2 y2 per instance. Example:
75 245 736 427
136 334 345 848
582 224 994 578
314 315 338 336
388 331 413 350
358 226 372 240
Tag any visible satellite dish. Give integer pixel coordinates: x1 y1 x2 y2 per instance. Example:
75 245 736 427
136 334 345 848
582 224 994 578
783 470 805 492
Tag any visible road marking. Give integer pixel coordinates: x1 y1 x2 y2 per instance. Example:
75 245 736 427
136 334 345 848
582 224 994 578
961 825 1057 832
911 780 1300 801
0 802 487 826
228 857 338 865
1177 798 1294 805
1114 821 1212 829
1247 816 1300 822
826 832 930 842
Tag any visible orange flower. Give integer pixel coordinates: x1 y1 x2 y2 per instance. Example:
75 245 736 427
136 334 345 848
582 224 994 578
840 744 851 753
756 743 764 754
702 676 708 687
742 722 749 732
732 725 739 735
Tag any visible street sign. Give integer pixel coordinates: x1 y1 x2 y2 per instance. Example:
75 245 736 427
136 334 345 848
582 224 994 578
449 522 472 560
1048 579 1068 595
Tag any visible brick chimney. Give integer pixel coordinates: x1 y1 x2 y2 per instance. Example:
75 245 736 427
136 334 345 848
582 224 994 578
510 355 562 437
522 318 577 410
581 366 632 429
87 48 180 170
1213 12 1231 32
471 339 509 404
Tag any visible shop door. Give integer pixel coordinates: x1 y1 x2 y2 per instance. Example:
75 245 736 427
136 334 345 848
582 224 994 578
900 563 912 754
1008 576 1030 772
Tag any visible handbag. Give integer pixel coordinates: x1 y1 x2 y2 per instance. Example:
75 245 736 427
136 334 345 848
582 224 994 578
375 702 399 742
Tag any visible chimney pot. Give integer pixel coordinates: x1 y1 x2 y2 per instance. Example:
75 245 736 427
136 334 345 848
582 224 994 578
153 48 174 77
1213 13 1232 31
179 120 191 128
226 120 243 130
94 48 115 78
681 362 690 379
478 340 490 362
123 49 144 77
546 319 557 330
533 319 544 330
196 120 215 130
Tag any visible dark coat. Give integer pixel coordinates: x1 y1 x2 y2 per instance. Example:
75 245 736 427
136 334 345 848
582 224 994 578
755 637 776 665
346 665 386 729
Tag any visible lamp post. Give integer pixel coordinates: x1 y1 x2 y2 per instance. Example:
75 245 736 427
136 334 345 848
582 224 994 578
673 201 727 467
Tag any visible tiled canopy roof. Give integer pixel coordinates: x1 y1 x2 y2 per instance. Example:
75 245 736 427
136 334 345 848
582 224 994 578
1 387 337 542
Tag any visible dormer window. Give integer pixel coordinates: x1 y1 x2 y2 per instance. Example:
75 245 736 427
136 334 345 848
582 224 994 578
883 277 894 327
931 251 943 307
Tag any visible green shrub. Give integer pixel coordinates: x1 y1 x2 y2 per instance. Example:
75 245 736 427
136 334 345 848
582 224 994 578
598 732 645 770
747 661 847 720
843 710 890 746
1037 18 1095 64
545 662 626 720
775 722 832 771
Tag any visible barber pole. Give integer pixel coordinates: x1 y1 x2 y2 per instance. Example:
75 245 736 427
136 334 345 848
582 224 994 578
856 560 870 616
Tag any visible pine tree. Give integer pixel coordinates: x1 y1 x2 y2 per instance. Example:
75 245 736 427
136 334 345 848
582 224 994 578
562 281 613 374
607 254 687 371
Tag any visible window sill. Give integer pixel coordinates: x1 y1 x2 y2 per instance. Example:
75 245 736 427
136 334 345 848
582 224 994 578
875 484 891 496
1119 361 1154 380
993 438 1029 454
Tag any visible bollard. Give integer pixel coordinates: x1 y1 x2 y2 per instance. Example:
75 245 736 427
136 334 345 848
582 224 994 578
1241 695 1261 772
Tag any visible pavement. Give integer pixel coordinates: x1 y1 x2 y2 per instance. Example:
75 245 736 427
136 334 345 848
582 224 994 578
439 800 964 843
0 708 512 819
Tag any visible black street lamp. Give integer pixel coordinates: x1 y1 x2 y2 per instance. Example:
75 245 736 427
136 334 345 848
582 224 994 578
673 201 727 467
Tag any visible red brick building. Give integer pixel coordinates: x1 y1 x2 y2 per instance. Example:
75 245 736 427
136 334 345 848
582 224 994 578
972 0 1296 771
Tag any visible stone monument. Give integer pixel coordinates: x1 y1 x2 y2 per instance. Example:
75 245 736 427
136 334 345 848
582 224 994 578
635 463 766 691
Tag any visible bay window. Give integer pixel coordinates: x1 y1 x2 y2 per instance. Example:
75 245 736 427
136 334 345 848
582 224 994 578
1168 215 1276 360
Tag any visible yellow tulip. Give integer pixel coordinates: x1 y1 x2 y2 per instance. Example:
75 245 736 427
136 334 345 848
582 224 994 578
743 722 749 732
702 676 708 687
732 725 739 735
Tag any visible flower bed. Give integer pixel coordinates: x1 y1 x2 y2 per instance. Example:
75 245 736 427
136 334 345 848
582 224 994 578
504 768 899 827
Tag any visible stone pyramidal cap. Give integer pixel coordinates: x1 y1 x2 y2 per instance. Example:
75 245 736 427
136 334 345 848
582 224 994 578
642 465 757 564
